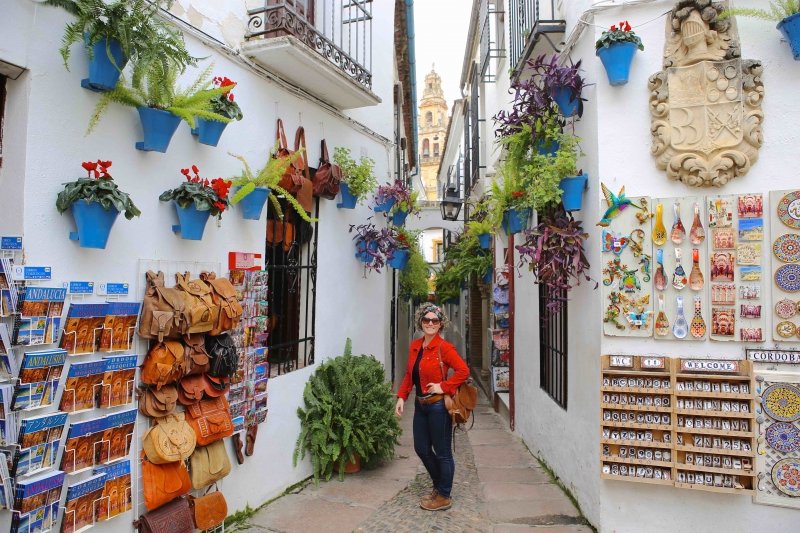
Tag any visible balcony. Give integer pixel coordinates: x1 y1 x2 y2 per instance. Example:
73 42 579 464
508 0 566 78
243 0 381 110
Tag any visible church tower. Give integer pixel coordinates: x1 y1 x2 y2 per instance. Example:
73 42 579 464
418 67 449 201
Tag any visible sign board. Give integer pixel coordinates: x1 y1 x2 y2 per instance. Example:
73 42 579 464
228 252 264 271
680 359 740 373
65 281 94 295
642 357 666 369
747 349 800 364
97 282 129 296
0 236 22 250
11 265 52 281
609 355 633 368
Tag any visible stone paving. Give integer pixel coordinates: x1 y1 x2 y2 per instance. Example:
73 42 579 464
232 391 594 533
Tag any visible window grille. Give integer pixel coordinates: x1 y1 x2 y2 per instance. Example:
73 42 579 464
469 67 480 190
539 283 567 409
479 0 506 82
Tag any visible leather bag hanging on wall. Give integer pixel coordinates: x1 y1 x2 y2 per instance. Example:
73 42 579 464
142 412 197 463
275 118 304 194
189 440 231 489
139 271 191 341
140 455 192 512
312 139 342 199
135 496 193 533
177 374 229 406
292 126 314 213
138 385 178 418
205 334 238 378
199 272 243 335
185 396 234 446
140 341 187 389
182 333 210 376
188 489 228 531
174 273 219 334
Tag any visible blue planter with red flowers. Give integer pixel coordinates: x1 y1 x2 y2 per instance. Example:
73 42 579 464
559 173 588 212
355 239 379 263
478 233 492 250
238 187 270 220
172 202 211 240
502 208 531 235
387 248 410 270
374 197 395 213
136 107 182 153
596 41 638 86
191 118 228 147
81 37 127 92
778 13 800 60
337 183 358 209
552 87 580 117
69 200 119 249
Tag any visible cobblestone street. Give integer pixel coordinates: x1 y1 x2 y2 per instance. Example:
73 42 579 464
232 391 593 533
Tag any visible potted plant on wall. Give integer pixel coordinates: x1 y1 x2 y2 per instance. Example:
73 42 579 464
386 227 418 270
467 218 494 250
350 222 387 271
89 62 232 152
192 75 243 146
533 54 586 118
399 249 431 302
159 165 232 240
488 172 530 236
389 189 419 227
722 2 800 59
333 148 378 209
595 21 644 86
56 159 141 249
44 0 197 92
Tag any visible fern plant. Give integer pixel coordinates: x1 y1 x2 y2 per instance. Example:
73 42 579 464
721 1 800 21
88 62 230 132
399 249 431 302
293 339 401 484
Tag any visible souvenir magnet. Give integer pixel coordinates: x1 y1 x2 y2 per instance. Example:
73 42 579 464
671 202 686 244
673 296 689 339
690 202 705 244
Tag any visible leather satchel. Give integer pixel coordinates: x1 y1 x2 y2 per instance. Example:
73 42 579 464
183 333 210 375
142 412 197 463
141 341 187 389
185 396 234 446
139 271 191 341
174 272 219 334
189 440 231 489
292 126 314 213
140 457 192 513
312 139 342 199
200 272 243 335
138 385 178 418
189 490 228 530
437 348 479 426
177 374 229 406
205 334 238 378
276 118 304 194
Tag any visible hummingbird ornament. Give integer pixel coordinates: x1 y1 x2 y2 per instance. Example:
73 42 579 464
597 183 642 227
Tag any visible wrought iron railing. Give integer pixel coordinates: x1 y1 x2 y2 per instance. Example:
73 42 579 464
247 0 373 91
479 0 506 82
508 0 564 75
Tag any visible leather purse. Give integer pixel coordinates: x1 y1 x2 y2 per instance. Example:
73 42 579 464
185 396 234 446
200 272 243 335
183 333 210 375
138 385 178 417
174 272 219 334
292 126 314 213
312 139 342 199
140 456 192 513
177 374 229 406
276 118 304 194
138 271 191 341
189 440 231 489
140 341 187 389
142 412 197 464
188 490 228 530
205 334 238 378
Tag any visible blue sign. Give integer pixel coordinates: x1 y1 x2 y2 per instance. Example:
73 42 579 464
0 236 22 250
98 282 129 296
13 266 52 280
67 281 94 295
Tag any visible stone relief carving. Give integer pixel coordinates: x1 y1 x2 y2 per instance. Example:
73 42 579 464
649 0 764 187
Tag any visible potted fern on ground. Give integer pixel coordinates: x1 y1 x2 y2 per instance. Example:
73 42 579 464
293 339 401 483
722 1 800 59
333 147 378 209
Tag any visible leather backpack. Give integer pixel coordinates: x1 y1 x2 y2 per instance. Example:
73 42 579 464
437 348 479 427
199 272 243 335
177 374 229 406
174 272 219 334
139 271 191 341
188 489 227 531
276 118 304 194
189 440 231 489
185 396 234 446
312 139 342 199
141 340 187 389
139 457 192 513
142 412 197 464
138 385 178 418
205 334 239 378
183 333 210 375
292 126 314 213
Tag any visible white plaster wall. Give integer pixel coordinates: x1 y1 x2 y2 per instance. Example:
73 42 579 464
0 0 396 529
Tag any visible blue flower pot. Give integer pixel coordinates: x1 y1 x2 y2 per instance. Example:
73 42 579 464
552 87 580 117
388 248 410 270
391 210 409 226
374 197 396 213
68 200 119 249
355 239 379 263
502 208 531 235
596 41 638 86
81 37 126 92
172 202 211 240
337 183 358 209
136 107 182 153
238 187 270 220
482 268 493 284
191 118 228 147
778 13 800 60
478 233 492 250
559 173 588 212
536 139 560 156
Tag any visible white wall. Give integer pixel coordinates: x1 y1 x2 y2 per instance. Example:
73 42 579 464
0 0 396 529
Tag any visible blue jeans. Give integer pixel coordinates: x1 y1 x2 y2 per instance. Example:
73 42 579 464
413 399 454 498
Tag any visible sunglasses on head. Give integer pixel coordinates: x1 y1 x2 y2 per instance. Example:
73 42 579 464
421 317 441 325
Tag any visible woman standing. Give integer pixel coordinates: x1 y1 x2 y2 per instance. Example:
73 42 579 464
395 303 469 511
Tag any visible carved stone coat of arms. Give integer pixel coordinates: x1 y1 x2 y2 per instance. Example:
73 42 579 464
649 0 764 187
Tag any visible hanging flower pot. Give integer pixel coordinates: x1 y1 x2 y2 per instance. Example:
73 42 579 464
482 267 493 285
387 248 410 270
596 41 639 86
337 183 358 209
68 200 120 249
81 37 127 92
502 208 531 235
478 233 492 250
559 173 589 212
374 197 396 213
135 107 182 153
778 13 800 60
172 202 211 240
536 139 560 156
237 187 270 220
552 87 580 117
391 210 409 227
355 239 379 263
191 118 228 147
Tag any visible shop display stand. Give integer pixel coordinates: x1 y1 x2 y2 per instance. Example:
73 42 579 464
62 495 110 533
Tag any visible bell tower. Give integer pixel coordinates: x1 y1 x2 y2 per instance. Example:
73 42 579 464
418 66 450 201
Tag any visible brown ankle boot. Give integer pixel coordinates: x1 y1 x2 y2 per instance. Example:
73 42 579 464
421 493 451 511
420 488 438 507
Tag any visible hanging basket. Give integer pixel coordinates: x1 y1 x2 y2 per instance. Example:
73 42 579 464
552 86 580 117
387 248 410 270
81 37 127 92
172 202 211 240
136 107 182 153
778 13 800 60
374 197 396 213
68 200 119 249
337 183 358 209
559 173 589 212
355 239 378 263
391 210 409 226
502 208 531 236
238 187 270 220
191 118 228 147
478 233 492 250
596 41 638 86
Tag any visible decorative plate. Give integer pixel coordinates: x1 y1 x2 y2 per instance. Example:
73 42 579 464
776 299 798 319
774 234 800 263
777 321 797 339
778 191 800 229
762 383 800 422
771 458 800 497
766 422 800 453
775 264 800 292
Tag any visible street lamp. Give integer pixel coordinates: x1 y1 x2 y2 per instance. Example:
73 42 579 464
440 185 462 221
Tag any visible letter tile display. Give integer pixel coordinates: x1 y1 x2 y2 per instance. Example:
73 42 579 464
770 190 800 341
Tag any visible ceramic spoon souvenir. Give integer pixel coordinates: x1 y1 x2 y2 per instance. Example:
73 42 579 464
655 294 670 337
690 296 707 338
689 248 704 291
653 203 667 246
654 249 667 291
673 296 689 339
671 202 686 245
690 202 705 245
672 248 688 290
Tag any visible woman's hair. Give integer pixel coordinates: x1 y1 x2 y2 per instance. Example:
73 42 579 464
414 303 451 331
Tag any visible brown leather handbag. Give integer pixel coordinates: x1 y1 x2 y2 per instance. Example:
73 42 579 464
276 118 304 194
138 385 178 417
188 489 227 530
199 272 243 335
136 496 193 533
292 126 314 213
182 333 210 375
140 456 192 512
138 271 191 341
189 440 231 489
185 396 234 446
437 348 479 426
177 374 228 406
313 139 342 199
142 412 197 464
174 272 219 334
141 340 187 389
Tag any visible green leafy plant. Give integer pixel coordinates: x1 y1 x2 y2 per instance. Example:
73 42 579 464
56 159 141 219
433 231 492 301
293 339 401 484
159 165 232 219
44 0 197 73
88 62 231 132
467 218 494 237
393 189 419 215
721 1 800 21
595 20 645 50
210 75 243 121
333 147 378 202
399 249 432 302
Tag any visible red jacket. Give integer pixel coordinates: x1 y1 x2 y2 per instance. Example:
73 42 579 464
397 334 469 400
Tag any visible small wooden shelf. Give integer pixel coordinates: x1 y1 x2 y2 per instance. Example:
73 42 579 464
603 369 670 376
602 421 671 430
675 463 755 476
601 403 672 413
601 438 672 449
674 408 754 419
602 456 674 467
602 386 671 394
675 445 754 457
601 473 673 486
674 373 751 381
673 482 754 495
673 391 753 400
674 427 753 438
